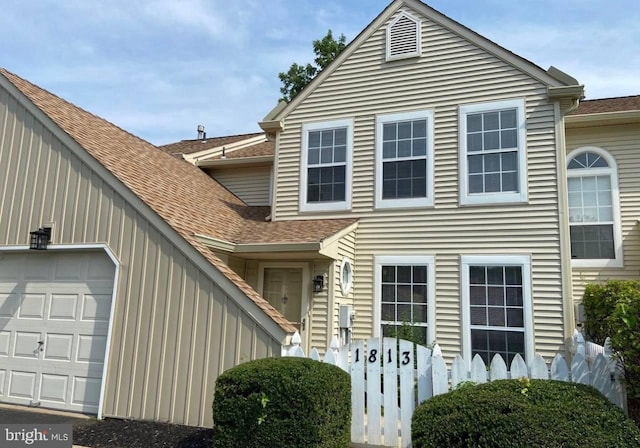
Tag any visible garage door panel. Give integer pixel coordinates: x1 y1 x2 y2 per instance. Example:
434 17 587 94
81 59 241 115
49 294 78 320
23 258 51 281
13 332 41 358
0 251 114 413
43 334 73 361
0 293 19 317
81 294 111 321
18 293 46 319
8 371 37 400
53 255 85 282
77 335 107 363
71 377 101 408
39 374 68 404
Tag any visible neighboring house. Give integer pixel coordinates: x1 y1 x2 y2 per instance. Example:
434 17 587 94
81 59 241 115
565 96 640 308
0 0 637 429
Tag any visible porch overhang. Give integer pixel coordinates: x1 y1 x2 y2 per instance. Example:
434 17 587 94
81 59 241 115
565 110 640 128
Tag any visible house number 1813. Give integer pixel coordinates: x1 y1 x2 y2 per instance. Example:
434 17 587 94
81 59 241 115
354 348 412 365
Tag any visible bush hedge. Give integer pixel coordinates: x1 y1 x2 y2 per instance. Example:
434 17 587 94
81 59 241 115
212 357 350 448
411 379 640 447
583 280 640 424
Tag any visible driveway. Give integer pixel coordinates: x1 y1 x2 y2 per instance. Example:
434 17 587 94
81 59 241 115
0 404 91 424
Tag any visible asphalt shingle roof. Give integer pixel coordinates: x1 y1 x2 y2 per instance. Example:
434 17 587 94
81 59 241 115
1 68 355 334
159 133 264 156
572 95 640 115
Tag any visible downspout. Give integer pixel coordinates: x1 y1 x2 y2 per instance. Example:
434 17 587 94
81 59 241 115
554 101 576 354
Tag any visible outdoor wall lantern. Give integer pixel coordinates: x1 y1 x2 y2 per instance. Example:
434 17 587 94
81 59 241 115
313 275 324 293
29 227 52 250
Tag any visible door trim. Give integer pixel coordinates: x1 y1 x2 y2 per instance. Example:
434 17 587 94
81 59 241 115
0 244 119 419
257 262 310 348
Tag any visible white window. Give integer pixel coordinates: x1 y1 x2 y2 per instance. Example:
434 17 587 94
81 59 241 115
375 110 434 209
461 255 533 365
567 147 622 268
459 99 527 205
386 12 421 61
300 119 353 212
374 256 435 346
340 257 353 295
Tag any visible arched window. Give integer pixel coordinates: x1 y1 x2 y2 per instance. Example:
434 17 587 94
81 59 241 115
567 147 622 267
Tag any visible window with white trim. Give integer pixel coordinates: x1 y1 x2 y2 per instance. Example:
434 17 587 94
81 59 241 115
375 256 435 346
340 257 353 295
300 119 353 212
461 255 533 365
459 99 527 205
567 147 622 267
375 110 434 209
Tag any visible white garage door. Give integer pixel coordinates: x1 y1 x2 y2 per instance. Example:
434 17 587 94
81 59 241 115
0 250 115 414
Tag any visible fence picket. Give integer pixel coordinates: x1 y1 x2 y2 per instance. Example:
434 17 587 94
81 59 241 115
366 338 382 445
510 354 528 378
571 352 590 384
432 354 448 396
416 344 432 403
530 355 549 379
281 330 624 448
399 339 414 448
550 354 569 381
490 354 508 380
451 355 467 389
383 338 399 446
350 340 365 443
471 355 488 383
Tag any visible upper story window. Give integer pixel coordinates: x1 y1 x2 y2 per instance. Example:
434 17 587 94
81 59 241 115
375 110 434 209
386 12 421 61
567 147 622 268
459 99 527 205
300 119 353 212
461 255 534 365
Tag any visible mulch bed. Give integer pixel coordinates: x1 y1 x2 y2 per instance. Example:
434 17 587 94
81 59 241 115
73 418 214 448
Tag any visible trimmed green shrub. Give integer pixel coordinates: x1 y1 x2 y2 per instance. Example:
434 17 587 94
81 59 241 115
212 357 350 448
411 379 640 447
583 280 640 424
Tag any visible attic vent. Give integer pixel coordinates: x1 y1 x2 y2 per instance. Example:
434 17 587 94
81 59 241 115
386 12 421 61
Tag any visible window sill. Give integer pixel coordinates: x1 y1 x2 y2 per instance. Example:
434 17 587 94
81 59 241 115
571 259 623 269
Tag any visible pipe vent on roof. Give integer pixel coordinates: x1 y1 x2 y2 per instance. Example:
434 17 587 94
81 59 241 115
197 124 206 140
386 12 421 61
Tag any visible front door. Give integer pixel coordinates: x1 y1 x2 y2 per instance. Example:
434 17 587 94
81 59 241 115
262 267 307 343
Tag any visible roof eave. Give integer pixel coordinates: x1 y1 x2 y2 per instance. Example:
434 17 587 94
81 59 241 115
548 85 585 100
565 110 640 127
196 155 273 167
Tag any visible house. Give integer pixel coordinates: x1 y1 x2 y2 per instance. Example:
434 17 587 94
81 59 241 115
0 0 637 429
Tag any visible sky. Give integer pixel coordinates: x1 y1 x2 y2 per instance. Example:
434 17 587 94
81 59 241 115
1 0 638 146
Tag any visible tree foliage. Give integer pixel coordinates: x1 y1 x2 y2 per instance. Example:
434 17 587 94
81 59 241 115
583 280 640 425
278 30 346 102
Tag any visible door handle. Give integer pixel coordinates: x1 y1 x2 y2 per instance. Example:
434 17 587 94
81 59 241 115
301 318 306 331
37 341 44 352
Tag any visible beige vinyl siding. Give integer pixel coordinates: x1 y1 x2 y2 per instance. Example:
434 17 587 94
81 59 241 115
0 84 281 427
208 165 271 206
330 229 357 343
566 123 640 300
274 9 566 358
308 260 331 349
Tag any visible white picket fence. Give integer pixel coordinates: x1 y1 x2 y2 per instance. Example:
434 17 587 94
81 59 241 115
282 330 625 448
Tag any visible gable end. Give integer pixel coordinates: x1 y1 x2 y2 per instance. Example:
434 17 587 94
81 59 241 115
386 11 421 61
